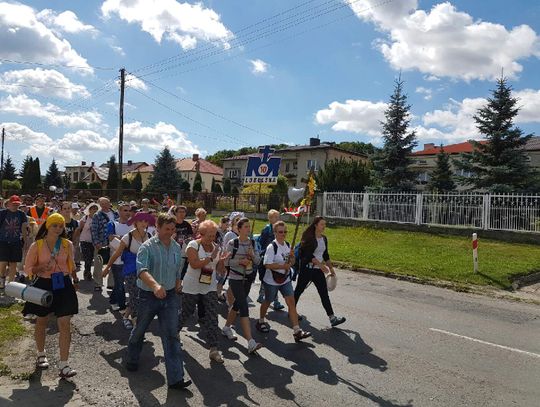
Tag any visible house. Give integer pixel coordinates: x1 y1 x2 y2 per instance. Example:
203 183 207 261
83 165 109 189
64 161 94 185
99 160 148 176
222 138 368 188
125 164 154 189
176 154 223 192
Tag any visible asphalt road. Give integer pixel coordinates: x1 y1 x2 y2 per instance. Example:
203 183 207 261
1 269 539 407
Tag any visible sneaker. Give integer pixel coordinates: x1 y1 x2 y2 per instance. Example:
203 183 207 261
273 301 285 311
168 379 192 390
111 304 120 311
256 295 265 304
247 339 262 354
222 326 238 341
330 316 346 327
23 313 37 321
209 349 224 363
293 329 312 342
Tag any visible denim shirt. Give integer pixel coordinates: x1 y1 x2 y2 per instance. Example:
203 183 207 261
136 235 183 292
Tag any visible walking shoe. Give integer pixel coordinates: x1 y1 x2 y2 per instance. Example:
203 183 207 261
247 339 262 354
293 329 312 343
111 304 120 311
222 326 238 341
168 379 192 390
256 295 265 304
273 301 285 311
209 349 224 363
330 316 346 327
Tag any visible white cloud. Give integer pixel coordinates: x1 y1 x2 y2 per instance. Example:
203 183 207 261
37 9 98 35
101 0 233 50
315 99 388 136
0 68 90 99
124 121 199 154
0 2 92 73
0 94 102 128
111 45 125 56
417 89 540 142
118 74 148 91
249 59 269 75
350 1 540 81
0 121 53 144
415 86 433 100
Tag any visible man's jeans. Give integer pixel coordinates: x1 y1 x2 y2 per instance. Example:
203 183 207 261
126 289 184 385
109 264 125 309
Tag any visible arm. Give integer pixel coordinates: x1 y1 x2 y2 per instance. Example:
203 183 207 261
67 242 79 286
23 242 40 277
103 240 128 276
186 243 214 270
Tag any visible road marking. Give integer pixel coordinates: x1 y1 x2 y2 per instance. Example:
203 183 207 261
430 328 540 359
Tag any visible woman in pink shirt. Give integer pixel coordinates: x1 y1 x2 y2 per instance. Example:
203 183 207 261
23 213 79 378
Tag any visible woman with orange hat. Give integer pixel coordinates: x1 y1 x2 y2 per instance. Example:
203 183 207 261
23 213 79 378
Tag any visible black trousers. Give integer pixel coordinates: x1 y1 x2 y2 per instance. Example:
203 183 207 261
294 266 334 317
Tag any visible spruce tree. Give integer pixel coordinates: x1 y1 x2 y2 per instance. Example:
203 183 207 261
146 147 182 192
107 155 119 190
223 178 232 193
2 155 17 181
192 171 203 192
427 146 456 192
20 156 34 190
131 172 143 191
44 159 62 188
121 177 131 189
32 157 42 188
455 77 533 192
372 77 418 190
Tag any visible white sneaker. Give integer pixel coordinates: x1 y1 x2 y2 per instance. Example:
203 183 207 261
247 339 262 354
222 326 238 341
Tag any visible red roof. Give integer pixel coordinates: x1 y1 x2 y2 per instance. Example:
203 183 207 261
222 154 258 161
412 140 487 156
176 158 223 176
137 164 155 173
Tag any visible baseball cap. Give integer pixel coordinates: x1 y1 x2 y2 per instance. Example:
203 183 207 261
7 195 22 204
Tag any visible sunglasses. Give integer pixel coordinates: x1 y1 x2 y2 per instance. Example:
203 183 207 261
276 230 288 234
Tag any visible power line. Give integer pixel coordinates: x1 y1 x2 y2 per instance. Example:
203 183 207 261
0 58 115 71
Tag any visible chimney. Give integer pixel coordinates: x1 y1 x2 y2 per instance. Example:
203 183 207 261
81 161 86 166
192 153 199 161
309 137 320 147
127 160 133 166
423 143 435 151
91 162 95 166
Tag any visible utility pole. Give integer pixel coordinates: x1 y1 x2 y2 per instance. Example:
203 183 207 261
0 128 5 196
118 68 125 201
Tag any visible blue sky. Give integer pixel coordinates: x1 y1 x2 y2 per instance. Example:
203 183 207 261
1 0 539 171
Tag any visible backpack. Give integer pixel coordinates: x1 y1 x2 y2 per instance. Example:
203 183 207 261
269 241 291 284
228 237 257 282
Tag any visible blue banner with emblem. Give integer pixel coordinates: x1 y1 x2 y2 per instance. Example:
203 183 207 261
243 146 281 185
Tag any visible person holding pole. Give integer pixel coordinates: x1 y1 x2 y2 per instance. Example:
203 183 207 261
294 216 346 327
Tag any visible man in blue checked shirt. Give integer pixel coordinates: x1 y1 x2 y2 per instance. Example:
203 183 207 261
125 213 191 390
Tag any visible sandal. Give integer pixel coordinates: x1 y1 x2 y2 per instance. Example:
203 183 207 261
59 365 77 378
36 355 49 369
123 318 133 330
255 321 270 333
209 350 224 364
293 329 312 343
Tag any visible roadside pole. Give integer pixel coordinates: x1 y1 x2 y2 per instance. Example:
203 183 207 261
472 233 479 273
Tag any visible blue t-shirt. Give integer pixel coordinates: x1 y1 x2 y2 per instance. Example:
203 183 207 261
0 209 27 243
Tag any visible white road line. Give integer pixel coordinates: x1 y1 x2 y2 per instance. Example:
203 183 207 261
430 328 540 359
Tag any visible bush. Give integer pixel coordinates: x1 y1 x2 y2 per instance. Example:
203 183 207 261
1 180 21 190
89 182 102 189
74 181 88 189
181 200 205 215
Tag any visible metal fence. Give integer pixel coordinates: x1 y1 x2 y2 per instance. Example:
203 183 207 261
322 192 540 233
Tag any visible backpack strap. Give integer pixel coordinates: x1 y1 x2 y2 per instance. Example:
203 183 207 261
127 231 134 252
231 237 240 259
272 241 278 255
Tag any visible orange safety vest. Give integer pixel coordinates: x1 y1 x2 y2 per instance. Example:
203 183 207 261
29 206 50 226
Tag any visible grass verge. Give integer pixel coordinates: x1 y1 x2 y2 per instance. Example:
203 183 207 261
0 303 28 379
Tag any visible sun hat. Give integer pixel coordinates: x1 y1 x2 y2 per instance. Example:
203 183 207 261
83 202 100 216
127 211 156 227
71 202 80 209
45 213 65 229
326 273 337 292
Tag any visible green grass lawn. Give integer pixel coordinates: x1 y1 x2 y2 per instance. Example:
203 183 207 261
209 215 540 289
0 303 26 377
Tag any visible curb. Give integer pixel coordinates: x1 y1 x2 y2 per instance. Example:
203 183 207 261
333 261 540 306
510 271 540 290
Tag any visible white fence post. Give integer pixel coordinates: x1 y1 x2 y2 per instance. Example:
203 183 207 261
482 194 489 230
350 193 355 219
415 193 423 225
362 193 369 220
322 192 327 217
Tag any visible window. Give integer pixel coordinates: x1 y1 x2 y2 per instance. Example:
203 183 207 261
417 172 430 183
418 160 427 165
285 163 290 172
73 172 79 182
293 161 298 170
307 160 318 171
458 169 473 178
228 169 240 178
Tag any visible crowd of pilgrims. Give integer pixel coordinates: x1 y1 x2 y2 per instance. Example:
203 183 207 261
0 193 345 390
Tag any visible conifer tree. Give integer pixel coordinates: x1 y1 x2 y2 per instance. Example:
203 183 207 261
44 159 62 188
131 172 143 191
192 171 203 192
107 155 119 190
428 146 456 192
372 77 418 190
1 155 17 181
146 147 182 192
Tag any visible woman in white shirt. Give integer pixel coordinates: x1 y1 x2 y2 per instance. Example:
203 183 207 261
179 220 229 363
257 221 311 342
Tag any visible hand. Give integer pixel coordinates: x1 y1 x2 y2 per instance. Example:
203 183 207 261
153 284 166 299
72 280 80 291
102 266 110 278
175 280 183 294
239 259 249 267
320 264 330 275
219 251 231 262
288 252 296 265
95 244 102 251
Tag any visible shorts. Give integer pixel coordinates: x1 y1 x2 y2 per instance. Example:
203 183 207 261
0 241 23 263
263 280 294 301
22 276 79 317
